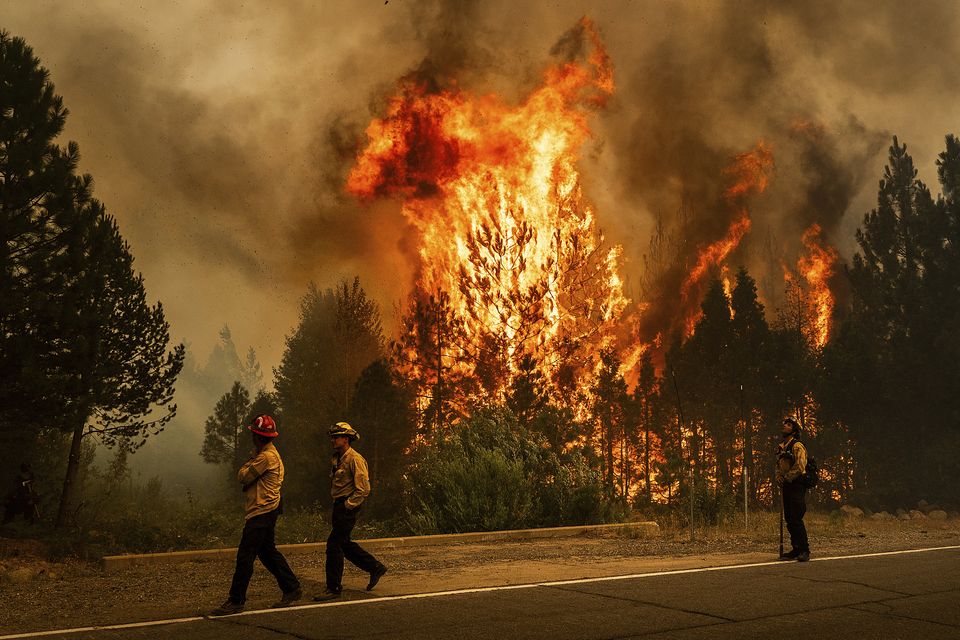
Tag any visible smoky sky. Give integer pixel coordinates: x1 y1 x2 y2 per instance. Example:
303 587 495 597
2 0 958 372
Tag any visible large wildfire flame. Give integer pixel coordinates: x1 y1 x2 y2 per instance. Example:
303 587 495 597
347 18 625 404
680 142 774 336
784 223 838 348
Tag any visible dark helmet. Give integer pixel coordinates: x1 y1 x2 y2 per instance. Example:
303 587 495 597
328 421 360 442
783 416 801 435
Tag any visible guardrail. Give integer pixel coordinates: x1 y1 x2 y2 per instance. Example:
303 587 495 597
101 521 659 572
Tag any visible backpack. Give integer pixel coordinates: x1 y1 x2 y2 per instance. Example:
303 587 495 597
789 439 819 489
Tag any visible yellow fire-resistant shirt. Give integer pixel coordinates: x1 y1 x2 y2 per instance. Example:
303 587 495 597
777 436 807 485
237 442 284 520
330 447 371 510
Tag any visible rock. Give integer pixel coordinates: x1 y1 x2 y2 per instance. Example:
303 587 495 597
916 500 943 514
949 511 959 519
895 508 906 517
899 513 912 521
870 512 894 521
6 568 34 584
840 505 864 518
910 510 926 519
928 510 948 521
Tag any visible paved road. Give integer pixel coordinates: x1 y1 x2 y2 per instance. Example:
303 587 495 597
7 547 960 639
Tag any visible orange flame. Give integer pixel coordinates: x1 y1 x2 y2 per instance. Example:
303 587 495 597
348 18 627 403
785 223 838 348
680 142 773 336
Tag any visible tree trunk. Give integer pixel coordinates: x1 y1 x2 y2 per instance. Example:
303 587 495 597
644 422 651 502
606 419 614 498
56 421 86 528
744 408 753 506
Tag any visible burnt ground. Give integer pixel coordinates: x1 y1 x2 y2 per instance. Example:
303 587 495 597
1 512 958 636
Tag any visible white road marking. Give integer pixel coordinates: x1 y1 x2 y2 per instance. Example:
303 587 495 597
3 544 959 639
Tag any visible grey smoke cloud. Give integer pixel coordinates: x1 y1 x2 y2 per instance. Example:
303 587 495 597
2 0 958 368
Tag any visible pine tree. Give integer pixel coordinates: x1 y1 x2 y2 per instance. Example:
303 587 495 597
347 359 416 518
0 31 84 434
56 212 184 526
0 34 184 526
200 381 252 478
507 353 550 427
391 289 475 434
275 278 384 505
629 351 660 503
590 347 627 499
729 269 769 502
246 390 279 425
841 137 941 505
684 279 735 490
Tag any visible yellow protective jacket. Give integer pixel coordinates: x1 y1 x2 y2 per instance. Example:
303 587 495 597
237 442 284 520
330 447 371 510
777 436 807 485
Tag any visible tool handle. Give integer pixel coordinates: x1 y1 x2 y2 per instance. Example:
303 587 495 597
779 485 785 555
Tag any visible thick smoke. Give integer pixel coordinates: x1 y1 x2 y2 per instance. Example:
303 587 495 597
2 0 958 365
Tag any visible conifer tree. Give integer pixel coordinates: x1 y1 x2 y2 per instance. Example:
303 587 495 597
729 269 769 500
275 278 383 504
200 381 252 477
0 33 184 526
347 359 416 518
590 347 628 499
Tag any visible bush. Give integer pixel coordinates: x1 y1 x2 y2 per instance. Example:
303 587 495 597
403 406 610 534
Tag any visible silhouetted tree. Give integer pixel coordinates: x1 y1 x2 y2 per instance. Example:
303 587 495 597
347 359 417 518
591 347 628 499
275 278 383 505
200 381 251 487
0 34 185 527
729 268 769 502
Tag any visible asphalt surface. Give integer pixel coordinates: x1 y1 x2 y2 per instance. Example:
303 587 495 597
7 547 960 639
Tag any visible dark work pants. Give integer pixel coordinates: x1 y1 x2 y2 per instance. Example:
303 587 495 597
783 481 809 553
3 498 37 524
326 499 381 591
229 509 300 604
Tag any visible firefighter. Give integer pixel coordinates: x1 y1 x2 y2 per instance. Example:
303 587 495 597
777 417 810 562
211 415 301 616
313 422 388 601
3 463 39 525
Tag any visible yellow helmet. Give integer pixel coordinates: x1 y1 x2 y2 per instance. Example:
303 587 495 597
328 421 360 441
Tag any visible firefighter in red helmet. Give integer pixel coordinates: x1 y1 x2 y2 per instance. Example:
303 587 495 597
211 415 301 615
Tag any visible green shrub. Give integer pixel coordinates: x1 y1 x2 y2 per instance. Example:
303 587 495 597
403 406 610 534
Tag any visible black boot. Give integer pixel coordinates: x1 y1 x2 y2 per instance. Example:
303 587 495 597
210 599 244 616
367 564 388 591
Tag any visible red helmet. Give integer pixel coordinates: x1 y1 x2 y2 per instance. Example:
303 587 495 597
248 415 279 438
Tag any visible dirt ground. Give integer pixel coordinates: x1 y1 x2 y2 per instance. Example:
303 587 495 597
2 512 959 635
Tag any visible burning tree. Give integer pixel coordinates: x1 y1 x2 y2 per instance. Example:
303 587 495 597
782 223 839 349
349 19 627 424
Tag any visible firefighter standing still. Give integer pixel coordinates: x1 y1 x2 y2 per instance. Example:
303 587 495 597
314 421 388 601
777 417 811 562
211 415 302 616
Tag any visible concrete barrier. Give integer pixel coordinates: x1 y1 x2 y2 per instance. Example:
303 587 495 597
101 521 659 572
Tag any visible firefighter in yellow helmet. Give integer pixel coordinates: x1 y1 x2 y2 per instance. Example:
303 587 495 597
777 417 810 562
314 422 387 600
